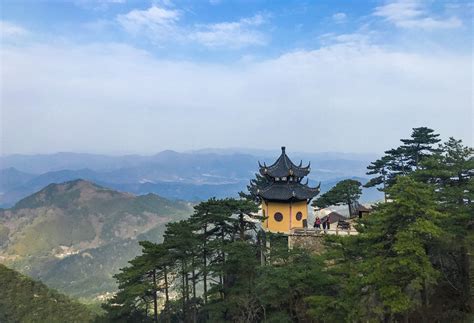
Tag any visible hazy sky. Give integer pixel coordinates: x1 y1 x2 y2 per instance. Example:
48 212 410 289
1 0 472 155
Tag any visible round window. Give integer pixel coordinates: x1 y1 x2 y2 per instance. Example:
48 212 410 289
296 212 303 221
274 212 283 222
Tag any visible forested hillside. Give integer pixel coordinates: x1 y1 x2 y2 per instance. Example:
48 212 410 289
0 264 95 322
101 128 473 322
0 180 192 300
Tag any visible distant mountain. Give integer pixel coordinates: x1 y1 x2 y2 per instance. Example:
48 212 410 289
0 167 36 193
0 150 382 207
0 152 150 173
0 150 258 175
0 180 192 300
0 264 95 322
189 148 377 161
0 169 105 207
1 150 377 175
0 168 248 207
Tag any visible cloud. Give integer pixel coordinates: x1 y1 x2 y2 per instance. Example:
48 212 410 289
395 16 462 29
117 7 268 48
117 6 181 40
374 0 462 30
333 33 370 44
332 12 347 23
0 21 28 38
318 30 378 47
1 41 471 154
190 14 268 48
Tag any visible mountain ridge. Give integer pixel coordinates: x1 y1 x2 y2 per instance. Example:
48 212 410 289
0 180 192 300
0 150 382 207
0 150 377 173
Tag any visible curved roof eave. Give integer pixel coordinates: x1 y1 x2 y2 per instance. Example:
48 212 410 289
259 147 311 178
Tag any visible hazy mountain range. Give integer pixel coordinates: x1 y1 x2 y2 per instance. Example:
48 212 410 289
0 150 382 207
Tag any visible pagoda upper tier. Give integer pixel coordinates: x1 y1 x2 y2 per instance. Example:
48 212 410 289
259 146 311 179
253 147 320 202
257 180 320 201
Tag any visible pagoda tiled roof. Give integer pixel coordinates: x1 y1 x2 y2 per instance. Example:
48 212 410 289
255 180 320 202
259 147 310 178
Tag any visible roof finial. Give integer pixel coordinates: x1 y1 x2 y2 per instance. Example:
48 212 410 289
281 146 286 153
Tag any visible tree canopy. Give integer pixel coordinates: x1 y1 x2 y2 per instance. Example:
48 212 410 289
312 179 362 216
364 127 442 198
0 264 95 323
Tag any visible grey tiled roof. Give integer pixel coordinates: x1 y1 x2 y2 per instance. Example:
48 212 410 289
349 202 372 216
321 212 346 224
256 181 320 201
258 146 310 178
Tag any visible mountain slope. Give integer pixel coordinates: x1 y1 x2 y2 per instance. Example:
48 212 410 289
0 264 95 322
0 180 192 299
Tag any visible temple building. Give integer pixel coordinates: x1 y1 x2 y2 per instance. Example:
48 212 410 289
251 147 320 234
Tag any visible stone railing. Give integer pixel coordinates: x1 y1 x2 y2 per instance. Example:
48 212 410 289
290 226 358 236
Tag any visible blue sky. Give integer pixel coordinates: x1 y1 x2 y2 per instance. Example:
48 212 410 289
1 0 473 154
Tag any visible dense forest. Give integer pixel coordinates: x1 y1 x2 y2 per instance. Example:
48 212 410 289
0 264 95 322
97 127 473 322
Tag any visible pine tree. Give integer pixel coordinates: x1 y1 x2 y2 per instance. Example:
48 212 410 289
239 173 271 202
225 198 260 241
138 241 173 322
364 155 392 201
206 241 261 322
401 127 441 169
188 200 215 306
163 220 200 322
312 179 362 216
384 146 411 179
365 127 442 195
106 242 165 322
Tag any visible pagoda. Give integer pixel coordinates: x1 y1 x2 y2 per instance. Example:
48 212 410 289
251 147 320 234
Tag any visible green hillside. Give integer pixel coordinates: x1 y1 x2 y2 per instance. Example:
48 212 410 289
0 264 95 322
0 179 192 300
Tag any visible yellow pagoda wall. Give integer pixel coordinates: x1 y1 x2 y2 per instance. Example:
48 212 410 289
291 200 308 229
262 200 309 234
